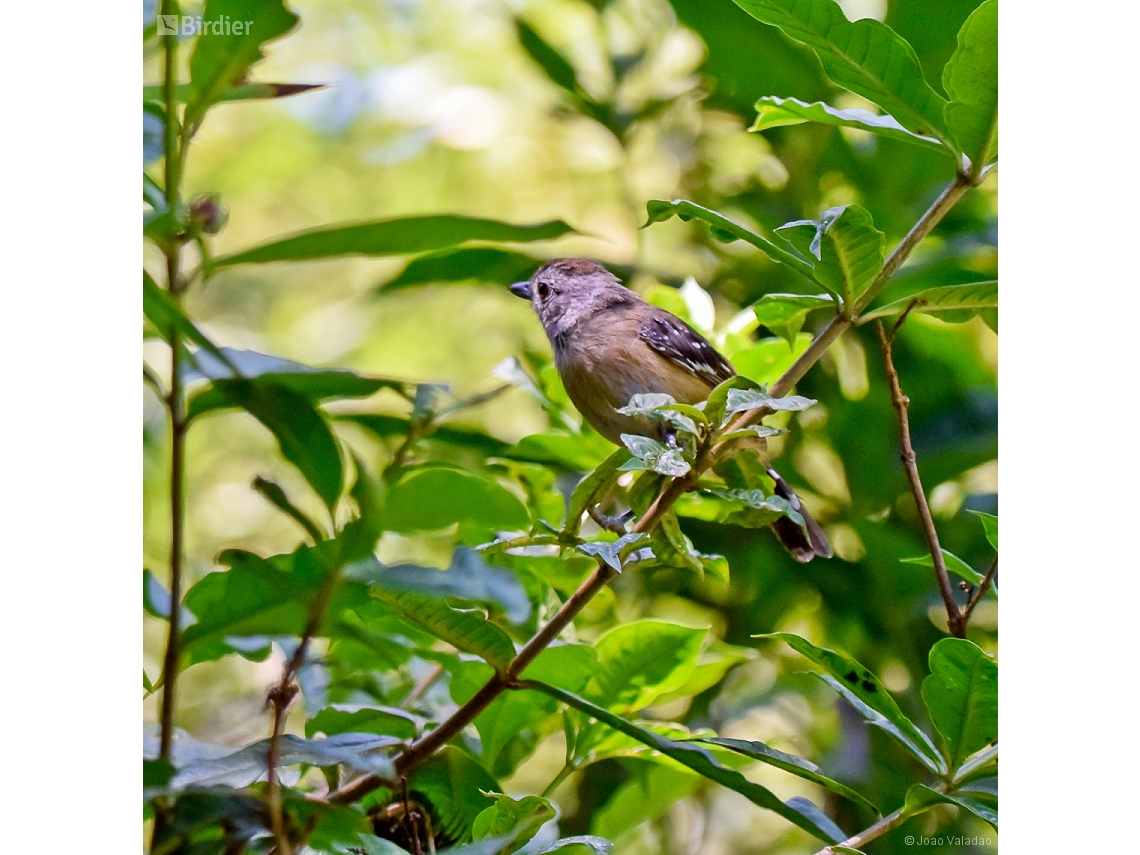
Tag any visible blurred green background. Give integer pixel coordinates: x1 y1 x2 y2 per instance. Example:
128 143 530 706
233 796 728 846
144 0 996 851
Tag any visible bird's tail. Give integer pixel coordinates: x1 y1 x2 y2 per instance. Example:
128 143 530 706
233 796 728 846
766 466 833 563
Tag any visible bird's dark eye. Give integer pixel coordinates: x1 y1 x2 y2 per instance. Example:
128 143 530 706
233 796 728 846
537 282 549 299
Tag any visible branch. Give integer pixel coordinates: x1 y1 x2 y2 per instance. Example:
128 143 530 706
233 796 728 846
960 554 998 629
815 804 910 855
875 319 964 638
327 173 975 806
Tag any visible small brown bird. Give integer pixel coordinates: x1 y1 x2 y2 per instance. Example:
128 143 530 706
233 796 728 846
510 258 831 562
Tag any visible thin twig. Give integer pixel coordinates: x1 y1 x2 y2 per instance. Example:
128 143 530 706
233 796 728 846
815 805 910 855
327 173 975 806
875 319 964 638
402 663 445 710
265 681 299 855
961 555 998 629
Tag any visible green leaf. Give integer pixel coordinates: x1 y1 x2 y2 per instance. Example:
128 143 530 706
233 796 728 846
731 334 813 387
383 466 530 533
619 434 691 477
921 639 998 770
859 281 997 324
723 388 817 419
351 834 414 855
954 742 998 785
212 216 573 267
472 793 555 853
696 737 879 816
185 0 300 132
346 548 532 624
759 633 946 775
515 19 581 96
729 0 953 147
170 733 398 788
305 704 419 740
618 394 705 436
585 620 706 712
368 588 516 670
752 293 834 347
380 247 541 292
752 96 944 153
338 413 511 458
904 781 997 830
410 747 501 844
143 271 235 371
653 510 706 576
206 379 344 510
576 532 649 573
535 836 613 854
185 347 407 417
527 682 847 844
144 81 324 107
776 206 884 307
565 448 631 537
644 200 816 280
901 550 997 599
969 510 998 551
942 0 998 171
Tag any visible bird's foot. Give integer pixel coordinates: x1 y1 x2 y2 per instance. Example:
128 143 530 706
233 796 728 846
588 506 633 535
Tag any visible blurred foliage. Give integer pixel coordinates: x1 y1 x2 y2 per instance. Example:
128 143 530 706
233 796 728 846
144 0 997 853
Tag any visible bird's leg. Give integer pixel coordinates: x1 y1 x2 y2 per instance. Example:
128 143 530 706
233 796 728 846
588 505 632 535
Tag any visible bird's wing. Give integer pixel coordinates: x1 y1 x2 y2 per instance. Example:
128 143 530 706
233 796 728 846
638 313 736 388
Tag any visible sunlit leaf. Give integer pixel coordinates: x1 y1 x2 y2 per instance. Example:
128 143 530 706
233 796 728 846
729 0 954 147
619 434 690 477
383 466 530 533
921 638 998 770
752 96 943 153
758 633 946 775
943 0 998 170
776 206 884 306
472 793 555 853
859 281 997 324
185 0 300 131
751 292 834 347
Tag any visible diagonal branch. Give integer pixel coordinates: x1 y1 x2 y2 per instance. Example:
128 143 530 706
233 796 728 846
327 173 975 806
961 554 998 629
875 319 964 638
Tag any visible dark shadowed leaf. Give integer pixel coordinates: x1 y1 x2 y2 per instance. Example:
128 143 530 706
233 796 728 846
729 0 954 146
346 547 531 624
752 96 944 153
759 633 946 775
527 682 847 843
943 0 998 171
644 200 815 279
185 0 300 131
205 379 343 510
380 247 542 292
143 271 235 371
410 747 502 844
185 347 407 417
170 732 398 788
212 216 574 267
144 81 324 107
904 781 997 830
697 737 879 815
921 638 998 770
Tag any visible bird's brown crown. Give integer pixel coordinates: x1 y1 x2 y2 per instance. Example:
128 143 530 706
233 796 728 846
534 258 609 279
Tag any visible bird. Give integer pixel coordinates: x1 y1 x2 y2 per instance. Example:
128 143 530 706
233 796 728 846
510 257 832 562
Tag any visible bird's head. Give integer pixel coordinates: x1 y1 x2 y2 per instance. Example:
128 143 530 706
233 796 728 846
510 258 633 338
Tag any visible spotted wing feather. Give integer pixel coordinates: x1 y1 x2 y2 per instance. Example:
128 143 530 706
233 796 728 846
639 314 735 388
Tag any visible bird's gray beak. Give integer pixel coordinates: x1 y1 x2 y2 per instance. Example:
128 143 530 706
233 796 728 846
509 281 533 300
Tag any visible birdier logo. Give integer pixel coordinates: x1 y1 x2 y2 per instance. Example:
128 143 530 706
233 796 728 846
156 15 253 36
